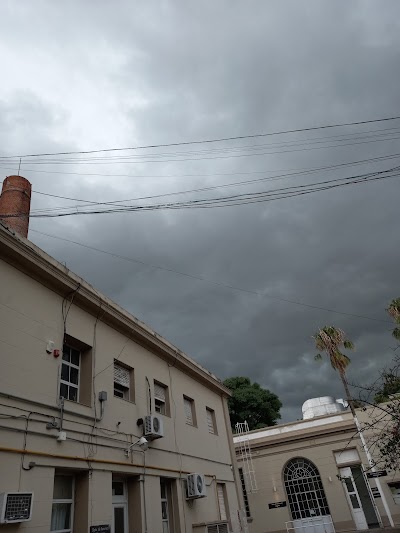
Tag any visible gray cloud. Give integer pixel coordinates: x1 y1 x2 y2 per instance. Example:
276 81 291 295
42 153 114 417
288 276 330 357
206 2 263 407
1 0 400 422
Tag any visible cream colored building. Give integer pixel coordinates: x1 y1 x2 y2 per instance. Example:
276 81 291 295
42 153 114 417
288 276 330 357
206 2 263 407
0 178 245 533
234 397 400 533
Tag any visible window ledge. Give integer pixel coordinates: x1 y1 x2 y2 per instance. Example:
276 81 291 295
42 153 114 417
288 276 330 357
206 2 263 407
113 396 136 405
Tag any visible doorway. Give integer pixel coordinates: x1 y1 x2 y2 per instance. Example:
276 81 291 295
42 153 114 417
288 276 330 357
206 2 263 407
340 466 380 530
112 479 128 533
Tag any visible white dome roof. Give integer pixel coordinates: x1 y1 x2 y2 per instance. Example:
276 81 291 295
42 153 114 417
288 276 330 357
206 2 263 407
302 396 346 419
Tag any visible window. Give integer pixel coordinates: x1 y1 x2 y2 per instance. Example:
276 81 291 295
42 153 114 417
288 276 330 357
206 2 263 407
239 468 251 518
217 483 227 521
183 396 196 426
59 335 92 406
160 479 171 533
60 345 80 402
284 458 330 520
154 381 169 416
51 475 74 533
206 407 217 434
114 362 133 401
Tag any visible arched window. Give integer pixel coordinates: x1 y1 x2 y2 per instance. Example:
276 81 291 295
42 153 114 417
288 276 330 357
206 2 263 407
284 458 330 520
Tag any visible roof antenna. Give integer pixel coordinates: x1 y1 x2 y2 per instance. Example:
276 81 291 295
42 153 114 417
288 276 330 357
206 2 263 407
17 158 21 176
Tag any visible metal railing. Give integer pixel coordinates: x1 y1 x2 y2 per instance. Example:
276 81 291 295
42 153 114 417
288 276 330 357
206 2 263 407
286 515 335 533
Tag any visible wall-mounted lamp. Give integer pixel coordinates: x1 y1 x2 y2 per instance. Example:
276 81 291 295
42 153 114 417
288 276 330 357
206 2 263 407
125 436 148 457
328 476 333 482
273 485 277 492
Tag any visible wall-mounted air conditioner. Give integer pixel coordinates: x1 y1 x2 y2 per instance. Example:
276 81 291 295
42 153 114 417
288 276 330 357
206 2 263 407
144 415 164 440
187 473 207 499
0 492 33 523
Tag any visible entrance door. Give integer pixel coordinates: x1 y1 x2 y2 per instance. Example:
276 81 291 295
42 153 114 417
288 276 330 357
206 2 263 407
112 479 128 533
340 467 368 530
340 467 380 530
112 504 127 533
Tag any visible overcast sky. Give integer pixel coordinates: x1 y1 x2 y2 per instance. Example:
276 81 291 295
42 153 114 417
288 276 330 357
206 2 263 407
1 1 399 422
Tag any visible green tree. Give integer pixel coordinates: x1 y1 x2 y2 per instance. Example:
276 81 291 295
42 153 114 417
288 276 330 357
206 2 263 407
387 297 400 341
313 326 355 414
223 376 282 430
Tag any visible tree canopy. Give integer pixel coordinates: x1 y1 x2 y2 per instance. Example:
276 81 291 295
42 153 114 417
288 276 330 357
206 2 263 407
223 376 282 431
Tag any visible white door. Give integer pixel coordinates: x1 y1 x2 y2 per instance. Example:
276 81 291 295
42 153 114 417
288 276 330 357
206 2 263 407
112 479 128 533
340 467 368 530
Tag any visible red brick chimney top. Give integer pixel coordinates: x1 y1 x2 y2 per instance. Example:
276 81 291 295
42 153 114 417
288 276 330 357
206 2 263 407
0 175 32 238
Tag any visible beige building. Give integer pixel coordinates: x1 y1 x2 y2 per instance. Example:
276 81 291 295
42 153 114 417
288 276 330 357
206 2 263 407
0 176 245 533
234 397 400 533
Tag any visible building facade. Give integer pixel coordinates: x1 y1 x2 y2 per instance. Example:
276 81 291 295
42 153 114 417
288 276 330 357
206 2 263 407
235 397 400 533
0 179 244 533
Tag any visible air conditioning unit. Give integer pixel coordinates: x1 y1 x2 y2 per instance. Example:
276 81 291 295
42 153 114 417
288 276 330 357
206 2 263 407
187 473 207 499
144 415 164 440
0 492 33 524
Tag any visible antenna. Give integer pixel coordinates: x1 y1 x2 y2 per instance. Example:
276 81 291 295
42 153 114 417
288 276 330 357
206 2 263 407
17 158 21 176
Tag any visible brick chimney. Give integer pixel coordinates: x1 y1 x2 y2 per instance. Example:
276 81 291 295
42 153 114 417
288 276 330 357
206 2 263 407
0 175 32 238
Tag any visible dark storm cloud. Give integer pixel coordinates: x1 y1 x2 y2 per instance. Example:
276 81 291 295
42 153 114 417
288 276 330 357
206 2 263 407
1 0 400 422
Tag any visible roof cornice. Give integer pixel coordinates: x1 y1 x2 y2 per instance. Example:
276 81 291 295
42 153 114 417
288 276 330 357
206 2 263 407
0 224 231 397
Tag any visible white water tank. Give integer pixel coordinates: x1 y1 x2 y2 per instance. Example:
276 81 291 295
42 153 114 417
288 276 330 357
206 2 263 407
302 396 346 419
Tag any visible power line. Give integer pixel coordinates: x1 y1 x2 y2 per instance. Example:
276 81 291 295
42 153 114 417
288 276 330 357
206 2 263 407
29 228 392 325
1 115 400 159
3 133 400 166
2 149 400 181
29 152 400 214
5 166 398 219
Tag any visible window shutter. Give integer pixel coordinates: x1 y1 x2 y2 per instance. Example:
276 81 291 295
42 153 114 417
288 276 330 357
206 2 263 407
184 398 193 425
217 484 227 521
114 363 130 388
154 383 166 402
207 409 215 434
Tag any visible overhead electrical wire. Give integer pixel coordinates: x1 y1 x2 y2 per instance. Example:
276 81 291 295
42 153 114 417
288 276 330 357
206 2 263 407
3 133 400 166
1 114 400 159
28 152 400 215
3 126 400 165
29 228 392 325
3 165 399 220
2 149 400 183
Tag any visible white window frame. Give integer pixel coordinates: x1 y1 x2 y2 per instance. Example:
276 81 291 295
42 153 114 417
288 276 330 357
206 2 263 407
50 474 74 533
184 396 195 426
206 407 217 434
60 345 80 403
114 362 131 401
154 381 167 415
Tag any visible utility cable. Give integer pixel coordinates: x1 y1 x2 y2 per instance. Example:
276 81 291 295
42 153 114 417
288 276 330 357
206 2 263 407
29 228 392 324
1 114 400 159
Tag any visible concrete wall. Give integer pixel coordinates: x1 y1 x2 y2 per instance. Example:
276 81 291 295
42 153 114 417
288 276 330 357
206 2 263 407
0 249 241 532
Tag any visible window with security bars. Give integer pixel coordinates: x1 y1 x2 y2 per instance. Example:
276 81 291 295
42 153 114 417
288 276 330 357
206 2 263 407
50 475 74 533
60 345 80 402
183 396 196 426
114 362 131 400
206 407 217 434
284 458 330 520
154 381 169 416
239 468 251 518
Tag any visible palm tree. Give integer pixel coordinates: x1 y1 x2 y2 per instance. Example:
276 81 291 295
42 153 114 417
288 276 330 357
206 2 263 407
387 298 400 341
313 325 355 415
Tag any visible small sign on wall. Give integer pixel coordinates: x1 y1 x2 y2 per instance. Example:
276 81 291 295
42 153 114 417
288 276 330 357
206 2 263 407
367 470 387 478
90 525 111 533
268 501 287 509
